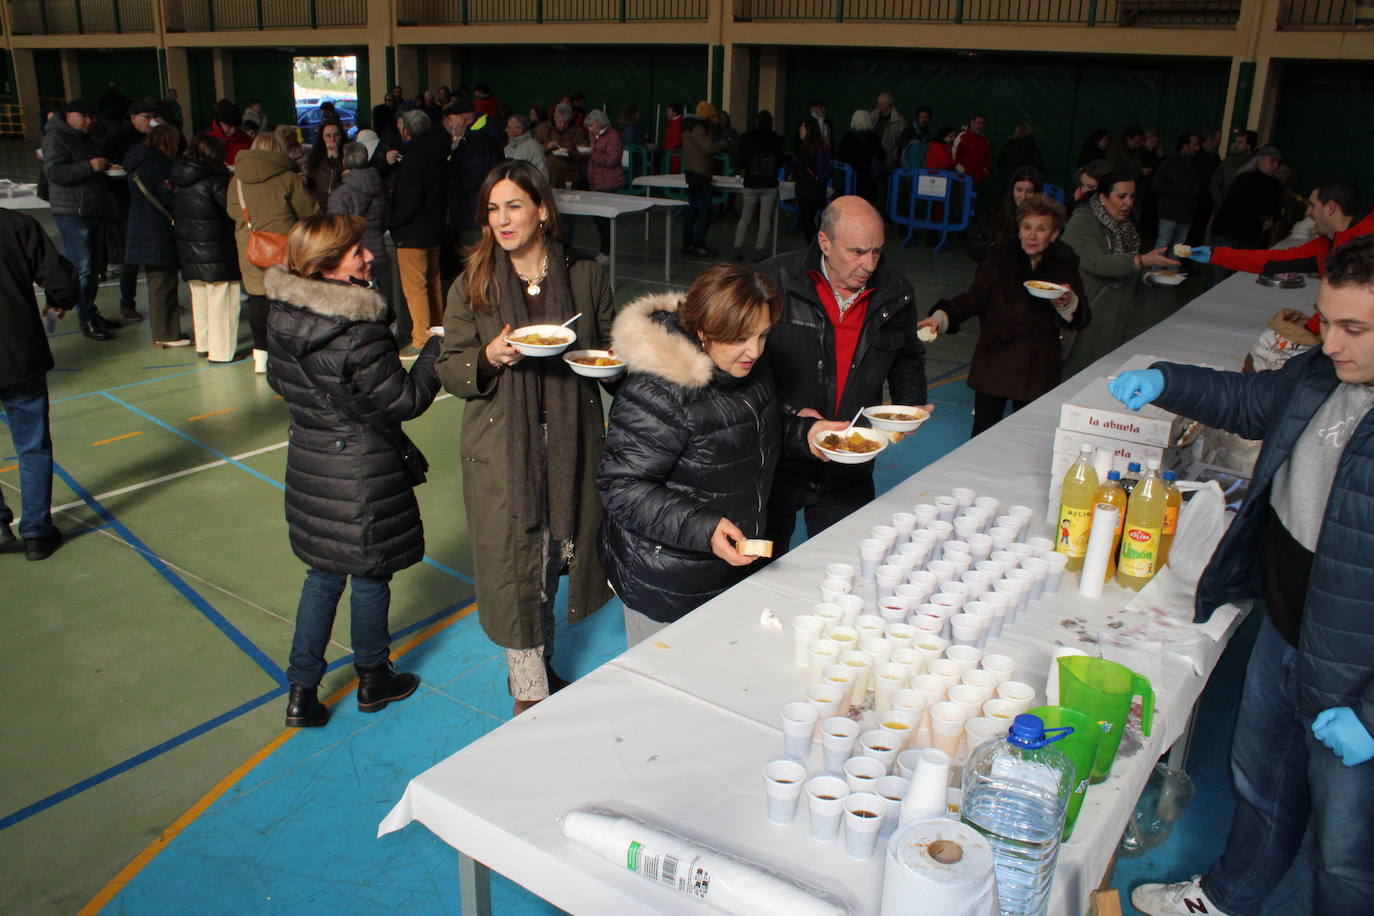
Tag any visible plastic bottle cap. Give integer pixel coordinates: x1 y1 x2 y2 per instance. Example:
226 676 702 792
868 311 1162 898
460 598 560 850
1107 470 1121 480
1007 713 1073 749
1146 458 1161 469
1079 444 1093 454
1127 462 1141 472
1163 470 1177 481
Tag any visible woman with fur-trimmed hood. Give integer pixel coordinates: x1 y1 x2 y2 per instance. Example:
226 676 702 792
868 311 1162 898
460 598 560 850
598 265 847 646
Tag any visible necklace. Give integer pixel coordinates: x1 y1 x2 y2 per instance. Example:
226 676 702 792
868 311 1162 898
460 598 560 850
514 254 549 297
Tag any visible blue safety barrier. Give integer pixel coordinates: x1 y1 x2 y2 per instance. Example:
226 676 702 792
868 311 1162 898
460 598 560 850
620 144 651 193
832 161 857 198
887 168 974 250
1044 182 1065 203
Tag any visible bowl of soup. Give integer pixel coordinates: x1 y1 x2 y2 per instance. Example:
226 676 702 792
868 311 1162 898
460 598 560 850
506 325 576 357
1023 280 1069 300
862 405 929 433
813 427 888 464
563 349 624 378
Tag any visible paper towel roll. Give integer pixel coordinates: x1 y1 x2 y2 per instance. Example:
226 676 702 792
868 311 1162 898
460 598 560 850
1046 647 1091 706
1077 503 1121 600
880 819 999 916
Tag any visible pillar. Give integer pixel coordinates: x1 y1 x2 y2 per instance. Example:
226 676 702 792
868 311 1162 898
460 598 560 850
11 48 43 140
211 49 234 103
58 49 81 100
427 46 459 92
722 43 749 122
394 45 420 100
164 47 191 108
756 46 784 124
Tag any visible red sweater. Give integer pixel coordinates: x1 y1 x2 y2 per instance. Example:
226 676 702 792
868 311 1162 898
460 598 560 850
953 130 990 184
810 271 872 414
209 121 252 165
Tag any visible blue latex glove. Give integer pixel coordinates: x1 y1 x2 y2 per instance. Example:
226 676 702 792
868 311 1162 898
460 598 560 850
1187 245 1212 263
1108 369 1165 411
1313 707 1374 766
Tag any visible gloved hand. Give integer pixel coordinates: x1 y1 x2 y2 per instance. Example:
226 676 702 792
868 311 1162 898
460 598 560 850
1313 707 1374 766
1186 245 1212 263
1108 369 1165 411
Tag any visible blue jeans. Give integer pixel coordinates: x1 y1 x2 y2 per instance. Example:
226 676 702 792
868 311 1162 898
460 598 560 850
287 567 394 688
1154 218 1190 251
51 214 102 323
682 179 713 248
0 374 55 539
1201 616 1374 915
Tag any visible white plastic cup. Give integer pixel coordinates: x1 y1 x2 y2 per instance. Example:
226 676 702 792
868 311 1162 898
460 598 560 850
988 526 1016 550
891 512 917 541
844 754 887 793
873 662 910 712
1026 536 1055 558
932 592 966 616
964 601 996 647
964 716 1007 761
992 578 1027 624
927 658 963 691
933 495 959 522
996 680 1036 714
926 559 956 586
944 644 983 672
859 729 901 772
890 647 924 682
780 701 820 761
806 775 849 841
874 774 910 840
878 708 918 750
995 514 1020 534
983 697 1020 720
1043 551 1069 594
875 564 905 600
764 759 807 824
820 717 862 774
953 516 981 539
855 615 887 641
960 569 993 598
912 634 948 664
910 614 943 638
980 653 1016 683
885 552 917 577
903 570 939 600
950 613 981 646
960 667 999 700
828 625 859 653
871 525 899 551
942 539 972 560
976 558 1007 580
885 622 917 649
1021 556 1049 600
966 532 994 562
951 487 976 508
927 519 954 546
910 674 948 728
792 615 824 667
896 748 923 781
1006 569 1036 613
808 638 840 685
890 687 928 723
912 503 939 525
947 683 987 719
982 591 1012 638
897 538 930 565
973 494 1000 516
860 636 893 668
819 580 850 606
990 548 1020 569
964 505 994 533
858 538 887 581
835 595 866 629
822 664 859 707
843 792 887 860
1008 542 1036 564
813 603 844 634
944 553 971 578
928 701 969 759
1007 504 1035 538
806 682 845 721
825 562 856 585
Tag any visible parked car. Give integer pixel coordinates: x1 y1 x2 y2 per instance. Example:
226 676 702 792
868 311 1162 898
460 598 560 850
297 104 357 144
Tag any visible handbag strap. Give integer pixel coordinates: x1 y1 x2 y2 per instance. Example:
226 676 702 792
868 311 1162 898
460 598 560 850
133 173 174 226
235 178 255 230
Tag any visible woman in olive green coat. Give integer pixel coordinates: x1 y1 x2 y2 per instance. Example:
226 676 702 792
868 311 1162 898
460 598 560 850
1061 173 1178 379
436 161 615 716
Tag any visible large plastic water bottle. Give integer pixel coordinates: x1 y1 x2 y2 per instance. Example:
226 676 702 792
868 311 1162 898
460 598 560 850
960 714 1076 916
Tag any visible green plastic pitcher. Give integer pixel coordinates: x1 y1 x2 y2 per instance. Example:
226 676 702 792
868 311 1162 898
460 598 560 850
1028 705 1100 839
1057 656 1154 783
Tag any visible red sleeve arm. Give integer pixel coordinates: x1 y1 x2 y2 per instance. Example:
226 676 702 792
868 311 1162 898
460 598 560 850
1212 236 1327 274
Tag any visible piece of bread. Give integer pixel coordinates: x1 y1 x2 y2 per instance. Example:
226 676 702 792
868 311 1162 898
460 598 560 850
917 326 939 343
735 538 775 558
1172 243 1192 258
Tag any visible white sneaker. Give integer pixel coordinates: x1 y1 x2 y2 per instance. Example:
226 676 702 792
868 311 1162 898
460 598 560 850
1132 876 1231 915
595 252 610 265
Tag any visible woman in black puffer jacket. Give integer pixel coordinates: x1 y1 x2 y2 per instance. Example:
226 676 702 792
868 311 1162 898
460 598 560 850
598 265 846 645
125 123 186 347
266 213 441 728
172 133 242 362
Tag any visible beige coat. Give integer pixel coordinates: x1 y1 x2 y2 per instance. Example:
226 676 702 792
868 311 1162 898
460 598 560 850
225 149 319 296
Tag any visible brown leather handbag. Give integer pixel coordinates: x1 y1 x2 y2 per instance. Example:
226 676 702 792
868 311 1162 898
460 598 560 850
235 178 288 268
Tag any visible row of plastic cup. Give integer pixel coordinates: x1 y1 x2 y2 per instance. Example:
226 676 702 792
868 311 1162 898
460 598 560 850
763 760 909 860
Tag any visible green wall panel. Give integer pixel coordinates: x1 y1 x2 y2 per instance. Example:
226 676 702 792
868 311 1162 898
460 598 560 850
78 50 160 103
458 44 707 139
1271 61 1374 194
187 49 215 135
35 50 64 99
231 49 295 131
782 49 1228 190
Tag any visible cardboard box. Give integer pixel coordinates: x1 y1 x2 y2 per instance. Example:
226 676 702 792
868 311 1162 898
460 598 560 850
1052 428 1194 476
1058 355 1219 449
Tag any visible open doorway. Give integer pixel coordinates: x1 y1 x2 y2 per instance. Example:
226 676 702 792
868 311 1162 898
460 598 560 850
292 55 358 142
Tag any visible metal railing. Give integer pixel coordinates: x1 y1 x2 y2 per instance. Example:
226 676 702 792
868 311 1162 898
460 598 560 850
735 0 1246 24
161 0 366 31
1278 0 1355 26
396 0 708 24
9 0 154 33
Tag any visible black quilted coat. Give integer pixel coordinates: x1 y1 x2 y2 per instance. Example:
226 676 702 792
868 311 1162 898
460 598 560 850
123 143 178 270
171 155 240 284
265 266 441 576
598 293 810 622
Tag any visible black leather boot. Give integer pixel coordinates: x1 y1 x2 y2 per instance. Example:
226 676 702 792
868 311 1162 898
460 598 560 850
285 684 329 728
356 661 419 713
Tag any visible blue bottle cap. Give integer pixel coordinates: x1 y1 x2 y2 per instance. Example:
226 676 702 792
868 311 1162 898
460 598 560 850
1127 461 1142 472
1007 713 1074 749
1107 470 1121 480
1163 470 1177 481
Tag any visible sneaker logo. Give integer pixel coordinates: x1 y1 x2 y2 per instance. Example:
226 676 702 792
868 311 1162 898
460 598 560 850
1184 899 1209 914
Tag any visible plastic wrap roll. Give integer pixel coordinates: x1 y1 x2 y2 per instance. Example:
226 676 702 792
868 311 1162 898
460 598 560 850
1077 503 1121 600
562 809 848 916
880 819 999 916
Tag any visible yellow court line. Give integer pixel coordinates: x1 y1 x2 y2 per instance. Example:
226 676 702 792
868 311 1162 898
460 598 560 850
0 463 16 473
77 601 479 916
185 408 235 422
91 432 143 447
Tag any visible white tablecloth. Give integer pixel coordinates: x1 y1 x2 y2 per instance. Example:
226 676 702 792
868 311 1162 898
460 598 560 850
633 172 798 202
380 272 1316 914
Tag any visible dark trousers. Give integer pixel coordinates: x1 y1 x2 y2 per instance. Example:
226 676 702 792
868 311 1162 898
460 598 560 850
140 266 183 343
971 392 1028 438
51 215 102 324
119 264 138 312
683 177 713 248
765 473 876 557
247 293 269 350
0 374 56 539
798 196 824 244
595 215 611 255
287 567 394 688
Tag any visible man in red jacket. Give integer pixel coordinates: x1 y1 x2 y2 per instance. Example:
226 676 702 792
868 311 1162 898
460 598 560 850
953 113 991 186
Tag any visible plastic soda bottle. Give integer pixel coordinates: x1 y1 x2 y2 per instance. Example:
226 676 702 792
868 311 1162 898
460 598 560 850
961 714 1076 916
1119 461 1142 498
1092 470 1129 581
1157 470 1182 569
1055 444 1099 572
1117 458 1165 590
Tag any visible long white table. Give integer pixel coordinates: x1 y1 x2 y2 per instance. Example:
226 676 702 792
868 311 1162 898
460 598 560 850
380 273 1315 914
632 173 798 258
554 189 686 289
0 182 48 210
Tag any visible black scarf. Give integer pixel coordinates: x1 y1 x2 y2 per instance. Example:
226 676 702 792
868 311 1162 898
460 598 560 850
495 239 580 543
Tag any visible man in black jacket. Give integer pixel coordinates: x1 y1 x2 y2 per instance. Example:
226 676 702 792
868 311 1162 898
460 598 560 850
440 97 503 288
758 196 931 552
389 109 449 356
0 210 80 560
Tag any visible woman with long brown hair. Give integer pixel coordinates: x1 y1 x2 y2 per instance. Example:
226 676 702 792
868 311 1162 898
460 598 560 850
266 213 441 727
436 160 616 716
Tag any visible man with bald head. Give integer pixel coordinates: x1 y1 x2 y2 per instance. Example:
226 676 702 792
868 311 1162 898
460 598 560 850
759 196 931 553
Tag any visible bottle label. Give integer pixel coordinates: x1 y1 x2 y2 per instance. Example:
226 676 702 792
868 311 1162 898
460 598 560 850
1056 505 1093 558
1163 504 1179 535
1119 525 1161 577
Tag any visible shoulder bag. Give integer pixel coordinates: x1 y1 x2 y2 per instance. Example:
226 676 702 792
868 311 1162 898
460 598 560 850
133 173 174 226
236 178 289 269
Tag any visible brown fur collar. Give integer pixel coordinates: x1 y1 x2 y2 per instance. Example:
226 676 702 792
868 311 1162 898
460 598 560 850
264 264 387 323
610 292 714 390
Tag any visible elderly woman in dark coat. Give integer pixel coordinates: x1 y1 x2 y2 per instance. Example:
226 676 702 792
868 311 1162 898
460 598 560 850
328 141 390 308
125 123 186 347
171 133 241 362
919 194 1091 436
598 265 847 645
266 213 441 728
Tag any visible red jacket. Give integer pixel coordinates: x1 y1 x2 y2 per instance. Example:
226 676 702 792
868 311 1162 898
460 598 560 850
1213 208 1374 278
209 121 252 165
953 129 991 184
925 141 955 172
473 95 502 120
662 116 683 152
